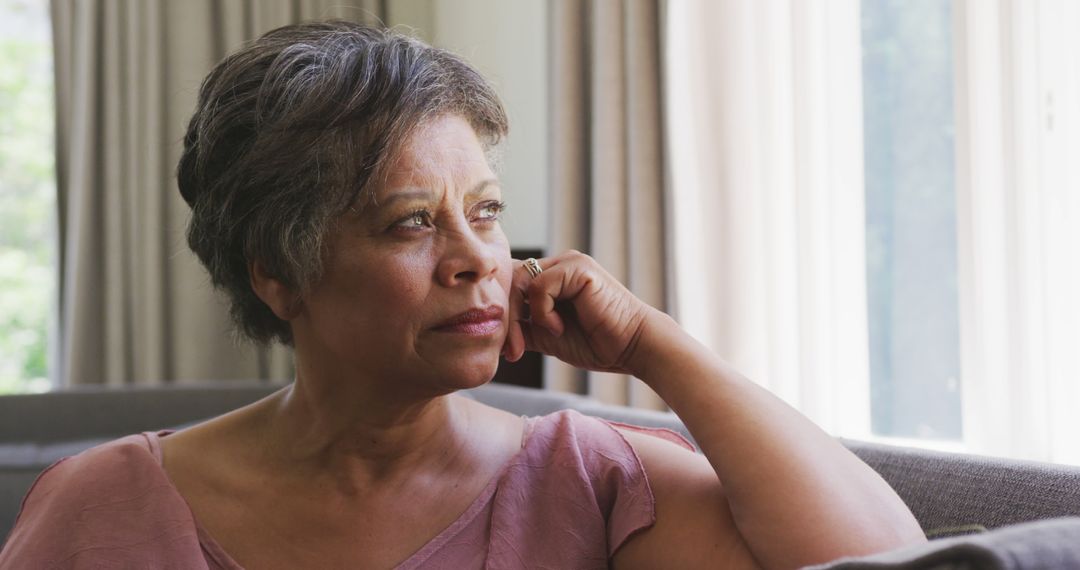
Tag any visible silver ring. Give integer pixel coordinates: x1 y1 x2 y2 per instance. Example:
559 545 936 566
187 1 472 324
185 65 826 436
524 258 543 278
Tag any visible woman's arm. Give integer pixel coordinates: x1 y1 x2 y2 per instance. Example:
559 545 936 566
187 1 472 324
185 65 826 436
619 310 927 569
504 251 926 569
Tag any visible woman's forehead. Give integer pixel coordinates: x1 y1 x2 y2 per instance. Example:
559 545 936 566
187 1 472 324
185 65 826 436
382 155 489 189
390 117 488 174
363 115 498 208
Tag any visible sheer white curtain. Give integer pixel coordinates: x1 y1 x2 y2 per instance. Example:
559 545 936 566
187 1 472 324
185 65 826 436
666 0 1080 463
664 0 871 437
955 0 1080 464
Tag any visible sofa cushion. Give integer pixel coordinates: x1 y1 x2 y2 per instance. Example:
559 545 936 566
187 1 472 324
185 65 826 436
0 382 280 444
0 439 112 470
464 383 698 446
805 517 1080 569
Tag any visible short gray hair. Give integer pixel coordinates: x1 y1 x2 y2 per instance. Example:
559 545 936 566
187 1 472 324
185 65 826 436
176 21 509 346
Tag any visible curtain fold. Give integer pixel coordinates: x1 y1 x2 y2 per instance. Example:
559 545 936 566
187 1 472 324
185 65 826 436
548 0 668 410
664 0 872 435
51 0 383 387
954 0 1080 464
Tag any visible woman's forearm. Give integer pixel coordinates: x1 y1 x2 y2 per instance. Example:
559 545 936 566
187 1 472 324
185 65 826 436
628 310 926 570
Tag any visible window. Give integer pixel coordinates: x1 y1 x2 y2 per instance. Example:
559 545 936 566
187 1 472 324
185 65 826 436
665 0 1078 462
859 0 1080 462
0 0 56 394
861 0 961 441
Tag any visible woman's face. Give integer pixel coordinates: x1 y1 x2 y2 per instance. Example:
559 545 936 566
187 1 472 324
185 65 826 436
292 114 513 393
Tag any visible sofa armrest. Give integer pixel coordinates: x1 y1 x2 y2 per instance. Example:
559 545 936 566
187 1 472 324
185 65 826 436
841 438 1080 532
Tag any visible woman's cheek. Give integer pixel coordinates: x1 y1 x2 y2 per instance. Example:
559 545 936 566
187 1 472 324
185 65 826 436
491 234 513 291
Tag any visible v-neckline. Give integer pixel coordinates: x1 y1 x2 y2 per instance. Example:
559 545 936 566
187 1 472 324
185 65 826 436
145 414 536 570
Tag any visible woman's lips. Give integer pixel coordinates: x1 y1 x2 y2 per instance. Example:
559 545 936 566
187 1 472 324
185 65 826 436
433 319 502 336
432 305 505 336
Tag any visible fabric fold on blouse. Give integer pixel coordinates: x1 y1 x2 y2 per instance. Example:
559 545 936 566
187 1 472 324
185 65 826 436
1 409 696 569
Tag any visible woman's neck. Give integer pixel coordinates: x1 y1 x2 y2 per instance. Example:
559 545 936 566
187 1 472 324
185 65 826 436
255 377 476 493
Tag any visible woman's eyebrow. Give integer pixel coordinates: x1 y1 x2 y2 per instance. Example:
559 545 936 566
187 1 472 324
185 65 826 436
468 178 501 196
377 178 500 208
377 188 432 207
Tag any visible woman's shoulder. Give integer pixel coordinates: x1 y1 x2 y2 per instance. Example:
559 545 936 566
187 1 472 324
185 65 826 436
480 409 697 564
12 432 167 509
527 408 695 460
521 409 694 498
0 431 205 567
19 431 170 500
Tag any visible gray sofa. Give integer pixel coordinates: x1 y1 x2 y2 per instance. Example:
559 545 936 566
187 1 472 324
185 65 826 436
3 382 1080 567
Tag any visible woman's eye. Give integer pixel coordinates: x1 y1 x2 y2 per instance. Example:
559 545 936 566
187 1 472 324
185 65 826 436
394 209 431 230
476 201 507 222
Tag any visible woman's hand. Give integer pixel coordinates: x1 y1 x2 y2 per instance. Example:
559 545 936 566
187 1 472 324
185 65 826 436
502 252 927 570
501 250 662 374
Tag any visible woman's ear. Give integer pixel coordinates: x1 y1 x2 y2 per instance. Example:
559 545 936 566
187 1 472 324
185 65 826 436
249 260 302 320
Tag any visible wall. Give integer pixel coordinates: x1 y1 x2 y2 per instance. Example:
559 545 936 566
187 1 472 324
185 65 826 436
389 0 550 250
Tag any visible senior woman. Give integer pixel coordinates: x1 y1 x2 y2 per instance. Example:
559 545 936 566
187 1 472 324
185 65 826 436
0 21 925 569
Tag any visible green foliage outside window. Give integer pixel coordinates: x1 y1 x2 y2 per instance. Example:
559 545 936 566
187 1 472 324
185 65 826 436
0 0 55 394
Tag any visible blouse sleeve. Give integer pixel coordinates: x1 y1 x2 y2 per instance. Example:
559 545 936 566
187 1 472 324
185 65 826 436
0 434 207 569
570 411 697 558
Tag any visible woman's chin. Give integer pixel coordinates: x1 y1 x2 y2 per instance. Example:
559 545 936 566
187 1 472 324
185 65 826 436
437 351 502 391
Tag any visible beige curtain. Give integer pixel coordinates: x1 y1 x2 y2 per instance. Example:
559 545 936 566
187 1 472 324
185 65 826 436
547 0 668 410
51 0 385 387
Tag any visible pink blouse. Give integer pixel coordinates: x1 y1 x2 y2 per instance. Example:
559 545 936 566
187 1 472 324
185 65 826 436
0 409 694 569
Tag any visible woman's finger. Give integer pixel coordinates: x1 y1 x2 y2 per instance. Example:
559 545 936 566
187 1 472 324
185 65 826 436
526 274 564 337
505 259 538 361
502 315 522 361
519 318 560 355
504 257 547 362
526 253 596 334
521 257 566 337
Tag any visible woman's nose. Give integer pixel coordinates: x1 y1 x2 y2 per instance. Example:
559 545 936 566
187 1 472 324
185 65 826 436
436 225 500 286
